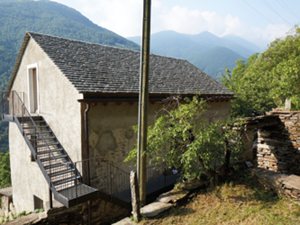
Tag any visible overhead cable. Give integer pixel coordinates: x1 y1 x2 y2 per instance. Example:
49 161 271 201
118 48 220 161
242 0 288 32
277 0 300 21
261 0 292 26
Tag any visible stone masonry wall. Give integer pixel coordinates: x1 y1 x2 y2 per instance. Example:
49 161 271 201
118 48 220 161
257 111 300 175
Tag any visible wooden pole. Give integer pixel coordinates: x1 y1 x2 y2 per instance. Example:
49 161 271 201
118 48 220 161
130 171 140 222
137 0 151 206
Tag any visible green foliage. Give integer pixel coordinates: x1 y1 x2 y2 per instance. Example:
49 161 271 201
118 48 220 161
0 152 11 188
221 53 273 118
222 25 300 118
125 95 243 182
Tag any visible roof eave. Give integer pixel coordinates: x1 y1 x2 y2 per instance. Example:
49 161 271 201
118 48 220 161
5 32 31 93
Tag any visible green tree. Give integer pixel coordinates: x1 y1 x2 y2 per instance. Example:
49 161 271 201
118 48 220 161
0 152 11 188
222 25 300 118
125 96 243 184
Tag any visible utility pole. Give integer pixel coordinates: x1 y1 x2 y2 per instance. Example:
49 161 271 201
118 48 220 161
137 0 151 207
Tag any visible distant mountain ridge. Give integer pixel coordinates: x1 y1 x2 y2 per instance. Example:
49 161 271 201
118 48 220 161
187 31 256 58
222 34 262 53
127 30 260 79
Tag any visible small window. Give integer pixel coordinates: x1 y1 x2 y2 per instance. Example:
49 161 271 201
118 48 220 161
33 195 43 210
27 64 39 113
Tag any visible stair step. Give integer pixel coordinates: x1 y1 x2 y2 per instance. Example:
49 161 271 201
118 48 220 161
40 154 68 162
49 168 76 177
53 175 81 186
37 148 63 155
23 125 48 129
36 142 59 148
17 116 43 122
31 116 43 120
21 120 44 124
36 136 55 140
44 161 72 170
26 131 52 135
28 136 55 141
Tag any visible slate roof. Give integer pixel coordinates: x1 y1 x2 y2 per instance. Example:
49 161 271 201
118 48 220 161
7 32 234 96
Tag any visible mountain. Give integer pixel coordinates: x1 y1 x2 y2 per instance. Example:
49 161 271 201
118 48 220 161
0 0 139 91
222 34 262 53
127 30 206 59
127 30 259 59
188 46 246 81
0 0 139 153
188 31 255 58
127 30 257 80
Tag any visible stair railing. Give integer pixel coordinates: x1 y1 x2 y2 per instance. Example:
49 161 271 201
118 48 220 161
74 157 131 201
74 158 179 203
5 91 75 191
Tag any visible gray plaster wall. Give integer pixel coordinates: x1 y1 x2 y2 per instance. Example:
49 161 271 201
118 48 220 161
9 38 82 212
84 100 231 185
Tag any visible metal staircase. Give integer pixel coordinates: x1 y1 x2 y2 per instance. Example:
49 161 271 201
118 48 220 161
2 91 99 208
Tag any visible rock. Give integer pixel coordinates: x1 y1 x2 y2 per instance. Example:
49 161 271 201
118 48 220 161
245 161 254 168
283 175 300 190
157 189 189 203
112 217 136 225
254 168 289 186
259 130 272 137
141 202 173 218
176 179 206 191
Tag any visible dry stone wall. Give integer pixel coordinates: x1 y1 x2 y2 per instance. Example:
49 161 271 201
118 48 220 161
250 167 300 201
257 112 300 175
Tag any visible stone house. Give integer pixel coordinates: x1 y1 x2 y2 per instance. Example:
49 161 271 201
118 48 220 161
3 32 234 213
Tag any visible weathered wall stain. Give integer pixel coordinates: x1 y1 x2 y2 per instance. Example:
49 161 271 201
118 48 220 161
125 129 134 140
97 130 117 155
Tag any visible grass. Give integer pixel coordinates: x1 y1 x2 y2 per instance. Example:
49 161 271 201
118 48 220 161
139 170 300 225
0 208 44 224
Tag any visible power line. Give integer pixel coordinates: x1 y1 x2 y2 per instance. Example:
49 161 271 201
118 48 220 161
242 0 288 32
277 0 300 22
261 0 292 26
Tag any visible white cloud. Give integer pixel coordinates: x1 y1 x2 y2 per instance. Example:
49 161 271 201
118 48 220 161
155 6 209 34
78 0 143 37
51 0 291 47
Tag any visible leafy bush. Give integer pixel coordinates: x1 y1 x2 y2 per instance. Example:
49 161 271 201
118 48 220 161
222 25 300 118
125 95 243 184
0 151 11 188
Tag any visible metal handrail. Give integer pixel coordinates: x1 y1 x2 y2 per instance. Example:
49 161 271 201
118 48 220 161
11 91 70 166
75 157 130 176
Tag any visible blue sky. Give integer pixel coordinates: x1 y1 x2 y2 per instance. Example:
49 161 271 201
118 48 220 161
52 0 300 49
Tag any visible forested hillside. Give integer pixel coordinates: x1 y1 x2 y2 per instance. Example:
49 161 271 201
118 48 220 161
0 0 139 153
188 47 246 81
